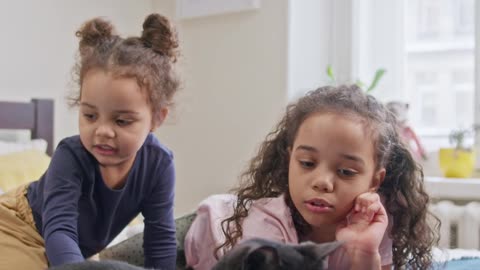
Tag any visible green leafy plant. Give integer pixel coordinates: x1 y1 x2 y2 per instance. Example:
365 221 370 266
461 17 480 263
449 125 480 150
326 65 386 93
449 128 470 150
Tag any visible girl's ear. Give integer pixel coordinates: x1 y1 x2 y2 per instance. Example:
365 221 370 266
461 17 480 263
151 107 169 132
370 168 386 192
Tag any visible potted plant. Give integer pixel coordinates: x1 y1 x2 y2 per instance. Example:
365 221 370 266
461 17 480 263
439 127 478 178
326 65 386 93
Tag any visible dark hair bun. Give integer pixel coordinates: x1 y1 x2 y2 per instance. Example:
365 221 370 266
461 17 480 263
76 17 115 51
141 13 179 62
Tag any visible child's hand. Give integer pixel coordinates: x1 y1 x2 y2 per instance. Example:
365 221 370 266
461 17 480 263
335 192 388 254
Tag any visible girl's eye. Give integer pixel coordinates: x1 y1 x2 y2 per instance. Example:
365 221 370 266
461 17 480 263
83 113 96 121
338 168 357 177
299 160 315 169
116 119 132 126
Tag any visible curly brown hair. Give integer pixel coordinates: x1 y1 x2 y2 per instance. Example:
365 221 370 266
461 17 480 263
69 13 180 114
218 85 440 269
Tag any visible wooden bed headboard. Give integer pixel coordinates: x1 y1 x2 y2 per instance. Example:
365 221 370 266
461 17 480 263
0 99 54 155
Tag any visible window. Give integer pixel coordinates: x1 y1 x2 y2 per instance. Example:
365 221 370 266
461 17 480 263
290 1 478 156
405 0 475 137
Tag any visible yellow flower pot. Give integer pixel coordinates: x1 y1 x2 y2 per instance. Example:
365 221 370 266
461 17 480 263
438 148 475 178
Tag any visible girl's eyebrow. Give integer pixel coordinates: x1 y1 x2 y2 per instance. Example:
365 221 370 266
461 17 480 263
80 102 139 114
296 145 366 165
295 145 317 153
80 102 96 109
113 110 139 115
339 153 365 166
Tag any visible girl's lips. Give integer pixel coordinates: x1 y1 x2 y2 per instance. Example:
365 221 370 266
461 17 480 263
305 198 333 207
304 198 334 213
93 144 116 155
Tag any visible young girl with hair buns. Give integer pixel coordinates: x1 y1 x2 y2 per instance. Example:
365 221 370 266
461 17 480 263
0 13 180 270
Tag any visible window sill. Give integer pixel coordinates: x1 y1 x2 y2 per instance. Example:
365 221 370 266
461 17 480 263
425 176 480 201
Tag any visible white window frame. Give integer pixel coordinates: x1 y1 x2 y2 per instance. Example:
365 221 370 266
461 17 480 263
475 0 480 167
330 0 480 167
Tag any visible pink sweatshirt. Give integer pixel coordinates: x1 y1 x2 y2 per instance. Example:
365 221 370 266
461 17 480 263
184 194 393 270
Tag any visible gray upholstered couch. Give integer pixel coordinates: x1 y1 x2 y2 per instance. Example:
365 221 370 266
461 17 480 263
99 213 196 270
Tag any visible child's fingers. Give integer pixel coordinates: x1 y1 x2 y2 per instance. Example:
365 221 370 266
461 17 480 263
366 201 381 221
354 192 380 213
360 192 381 204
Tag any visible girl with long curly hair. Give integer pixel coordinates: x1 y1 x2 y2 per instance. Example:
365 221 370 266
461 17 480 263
185 85 439 269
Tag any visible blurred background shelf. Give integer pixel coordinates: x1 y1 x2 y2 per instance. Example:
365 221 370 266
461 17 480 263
425 176 480 202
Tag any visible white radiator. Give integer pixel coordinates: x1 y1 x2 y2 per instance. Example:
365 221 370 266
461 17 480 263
430 201 480 249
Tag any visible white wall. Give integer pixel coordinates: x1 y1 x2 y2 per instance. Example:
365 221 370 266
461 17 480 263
0 0 153 144
288 0 333 99
153 0 290 215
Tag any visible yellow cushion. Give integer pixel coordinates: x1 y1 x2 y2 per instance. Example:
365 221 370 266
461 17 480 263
0 150 50 192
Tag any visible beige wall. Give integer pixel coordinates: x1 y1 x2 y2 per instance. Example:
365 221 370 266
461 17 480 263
153 0 290 215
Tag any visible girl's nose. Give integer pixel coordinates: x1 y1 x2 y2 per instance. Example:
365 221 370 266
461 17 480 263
95 123 115 138
312 169 334 193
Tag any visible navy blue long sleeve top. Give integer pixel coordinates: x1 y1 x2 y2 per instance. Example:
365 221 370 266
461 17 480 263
27 134 176 269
